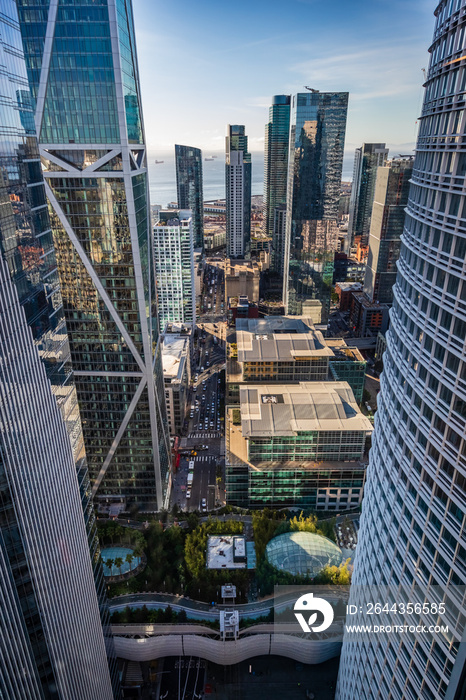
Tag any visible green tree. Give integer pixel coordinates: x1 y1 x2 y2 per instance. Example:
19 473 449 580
105 558 114 575
125 552 134 572
114 557 123 576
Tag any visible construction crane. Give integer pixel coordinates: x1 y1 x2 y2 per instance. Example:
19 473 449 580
304 86 319 93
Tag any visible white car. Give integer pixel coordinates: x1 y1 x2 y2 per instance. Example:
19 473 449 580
186 490 191 499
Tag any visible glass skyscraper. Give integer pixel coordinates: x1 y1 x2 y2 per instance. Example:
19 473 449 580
175 144 204 250
263 95 290 276
226 124 252 258
17 0 171 509
337 1 466 697
364 157 413 305
0 1 119 696
283 91 348 323
348 143 388 248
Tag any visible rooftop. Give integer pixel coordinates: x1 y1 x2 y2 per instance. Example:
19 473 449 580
155 208 192 227
236 316 334 363
352 292 389 311
239 382 373 436
266 532 342 577
336 282 363 292
207 536 247 569
325 339 365 363
162 334 190 381
225 259 260 277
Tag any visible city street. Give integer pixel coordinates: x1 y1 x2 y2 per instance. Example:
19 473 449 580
170 263 226 513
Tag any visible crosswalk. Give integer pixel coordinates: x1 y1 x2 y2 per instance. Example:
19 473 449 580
189 431 222 439
195 455 213 462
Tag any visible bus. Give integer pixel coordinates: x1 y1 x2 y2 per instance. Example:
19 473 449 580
187 473 194 486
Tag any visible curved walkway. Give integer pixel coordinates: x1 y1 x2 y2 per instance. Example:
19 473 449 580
108 588 348 621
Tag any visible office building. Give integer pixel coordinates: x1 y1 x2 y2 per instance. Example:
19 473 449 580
337 2 466 698
364 157 414 305
226 382 371 509
348 143 389 247
283 91 349 323
225 258 261 304
326 340 367 404
227 316 365 404
175 144 204 249
263 95 291 274
226 125 252 258
162 326 191 436
273 203 287 276
153 209 195 331
350 291 390 337
18 0 171 509
0 3 118 696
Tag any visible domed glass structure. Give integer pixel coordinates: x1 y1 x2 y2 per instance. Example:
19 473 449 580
266 532 342 577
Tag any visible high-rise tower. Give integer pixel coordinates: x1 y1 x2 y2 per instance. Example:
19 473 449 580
0 2 119 696
283 91 348 322
175 144 204 250
364 157 413 305
337 2 466 697
226 124 252 258
348 143 388 248
153 209 195 332
17 0 171 509
263 95 291 276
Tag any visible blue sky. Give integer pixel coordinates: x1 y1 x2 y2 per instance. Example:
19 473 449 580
134 0 434 160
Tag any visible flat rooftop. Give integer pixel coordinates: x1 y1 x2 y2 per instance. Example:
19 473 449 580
236 317 334 363
239 382 373 436
207 536 246 569
162 334 189 380
325 339 365 363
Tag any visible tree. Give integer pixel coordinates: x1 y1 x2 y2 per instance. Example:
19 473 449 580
114 557 124 576
105 558 114 575
125 552 134 572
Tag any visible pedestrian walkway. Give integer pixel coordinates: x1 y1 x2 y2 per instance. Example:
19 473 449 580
195 455 214 462
189 432 222 438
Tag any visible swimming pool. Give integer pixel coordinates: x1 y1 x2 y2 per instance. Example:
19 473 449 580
101 547 141 577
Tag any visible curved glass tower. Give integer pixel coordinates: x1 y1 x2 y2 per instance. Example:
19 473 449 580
337 2 466 698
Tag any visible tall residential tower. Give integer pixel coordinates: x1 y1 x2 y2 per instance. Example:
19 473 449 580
0 2 119 696
337 1 466 697
226 124 252 258
263 95 291 275
283 91 348 322
175 144 204 250
17 0 171 510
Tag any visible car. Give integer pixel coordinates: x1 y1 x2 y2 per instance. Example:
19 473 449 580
206 361 210 367
210 421 214 427
186 490 191 499
200 366 204 371
194 373 199 381
201 498 207 512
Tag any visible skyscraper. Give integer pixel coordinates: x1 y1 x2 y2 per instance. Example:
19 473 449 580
364 157 413 305
0 2 118 696
175 144 204 250
17 0 171 510
226 124 252 258
283 91 348 322
263 95 291 275
337 2 466 697
348 143 388 248
153 209 195 331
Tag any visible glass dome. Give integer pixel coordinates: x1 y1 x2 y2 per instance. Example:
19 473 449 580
265 531 342 577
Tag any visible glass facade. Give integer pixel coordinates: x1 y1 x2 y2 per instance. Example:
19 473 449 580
226 124 251 258
175 144 204 249
363 157 413 305
348 143 388 247
226 463 365 510
337 2 466 698
283 92 348 323
17 0 170 508
0 2 118 697
263 95 290 275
